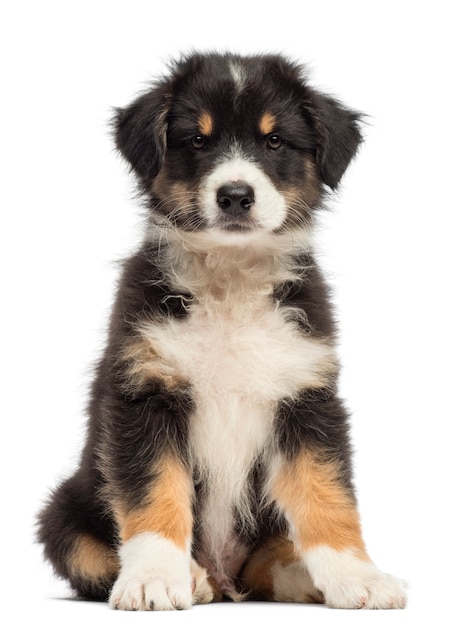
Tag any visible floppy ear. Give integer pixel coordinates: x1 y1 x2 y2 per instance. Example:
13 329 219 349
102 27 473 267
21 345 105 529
113 83 170 188
307 92 363 190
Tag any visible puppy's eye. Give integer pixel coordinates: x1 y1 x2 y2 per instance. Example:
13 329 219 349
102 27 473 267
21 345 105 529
267 134 284 150
189 135 207 150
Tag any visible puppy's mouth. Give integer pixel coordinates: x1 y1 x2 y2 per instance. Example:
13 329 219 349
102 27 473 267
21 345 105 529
217 214 256 233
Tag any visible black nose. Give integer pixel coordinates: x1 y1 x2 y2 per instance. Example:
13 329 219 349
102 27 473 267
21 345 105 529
216 182 255 217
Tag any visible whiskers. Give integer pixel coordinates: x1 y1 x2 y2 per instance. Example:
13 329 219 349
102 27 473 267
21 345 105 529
145 187 315 260
149 190 207 233
280 193 314 234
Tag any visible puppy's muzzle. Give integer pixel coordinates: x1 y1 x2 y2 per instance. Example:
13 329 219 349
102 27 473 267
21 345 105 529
217 181 255 218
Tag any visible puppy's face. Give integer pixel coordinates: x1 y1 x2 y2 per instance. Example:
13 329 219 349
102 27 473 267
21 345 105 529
115 53 362 243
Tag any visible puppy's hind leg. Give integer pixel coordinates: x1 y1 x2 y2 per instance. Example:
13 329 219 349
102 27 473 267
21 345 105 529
37 470 119 600
242 535 324 603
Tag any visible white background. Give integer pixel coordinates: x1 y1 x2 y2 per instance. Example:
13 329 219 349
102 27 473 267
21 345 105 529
1 0 474 623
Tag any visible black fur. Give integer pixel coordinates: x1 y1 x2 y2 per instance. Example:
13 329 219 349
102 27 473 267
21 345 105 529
37 52 363 604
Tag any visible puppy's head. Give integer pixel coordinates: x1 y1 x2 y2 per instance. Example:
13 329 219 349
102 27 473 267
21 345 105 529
114 53 362 243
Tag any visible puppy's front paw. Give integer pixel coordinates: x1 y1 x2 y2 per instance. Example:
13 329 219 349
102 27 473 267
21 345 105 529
109 532 193 611
110 573 192 611
324 568 407 609
305 546 407 609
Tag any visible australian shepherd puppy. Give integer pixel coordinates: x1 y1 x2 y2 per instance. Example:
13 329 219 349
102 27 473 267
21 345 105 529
38 52 406 610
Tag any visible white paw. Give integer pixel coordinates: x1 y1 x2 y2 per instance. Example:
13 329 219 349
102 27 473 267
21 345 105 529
109 532 192 611
110 573 191 610
305 546 407 609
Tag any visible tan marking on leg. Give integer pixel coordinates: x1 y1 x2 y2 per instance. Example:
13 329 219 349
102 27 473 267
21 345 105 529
242 535 292 599
259 112 276 135
69 533 119 581
242 534 324 603
119 334 187 393
198 111 213 136
116 455 193 550
272 449 368 557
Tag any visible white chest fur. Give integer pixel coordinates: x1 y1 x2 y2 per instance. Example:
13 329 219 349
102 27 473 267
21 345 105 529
137 238 336 569
140 292 334 456
139 293 335 560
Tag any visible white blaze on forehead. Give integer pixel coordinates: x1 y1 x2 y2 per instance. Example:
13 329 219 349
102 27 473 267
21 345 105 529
229 61 247 91
199 156 287 232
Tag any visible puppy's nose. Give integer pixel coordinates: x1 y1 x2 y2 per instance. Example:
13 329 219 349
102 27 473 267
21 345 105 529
217 182 255 217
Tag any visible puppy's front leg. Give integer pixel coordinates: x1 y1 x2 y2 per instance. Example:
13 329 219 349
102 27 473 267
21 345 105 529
272 391 407 609
110 454 194 611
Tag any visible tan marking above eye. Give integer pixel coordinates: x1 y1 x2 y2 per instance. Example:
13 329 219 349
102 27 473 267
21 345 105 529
259 112 276 136
198 111 213 136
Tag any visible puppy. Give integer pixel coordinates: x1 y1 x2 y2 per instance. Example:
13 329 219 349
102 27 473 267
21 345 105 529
37 52 407 610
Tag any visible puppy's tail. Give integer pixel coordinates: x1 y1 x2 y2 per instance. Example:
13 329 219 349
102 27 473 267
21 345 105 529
37 470 119 601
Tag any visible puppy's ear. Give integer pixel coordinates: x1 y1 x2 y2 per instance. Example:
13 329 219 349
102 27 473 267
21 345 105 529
114 83 170 188
307 92 363 190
